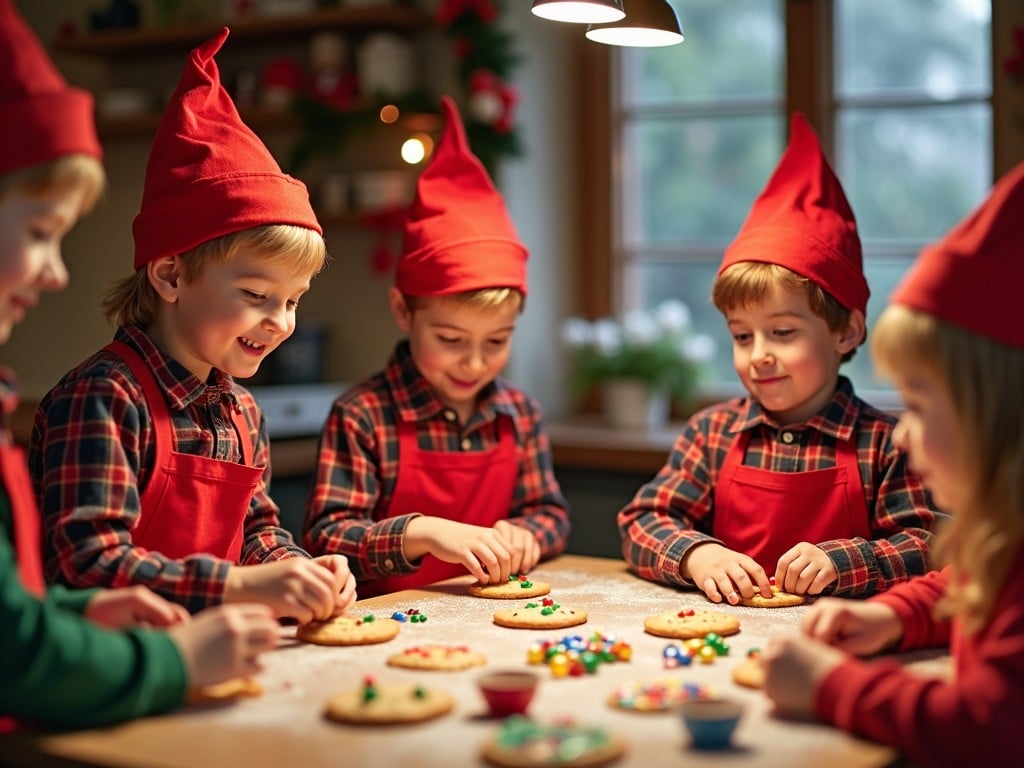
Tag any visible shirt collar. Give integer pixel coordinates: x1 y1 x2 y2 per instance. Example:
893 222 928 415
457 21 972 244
730 375 858 442
117 325 239 412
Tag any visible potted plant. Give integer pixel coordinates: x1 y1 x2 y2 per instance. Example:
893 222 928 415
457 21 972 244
560 299 717 430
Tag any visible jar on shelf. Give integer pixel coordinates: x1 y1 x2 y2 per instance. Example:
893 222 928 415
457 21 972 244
357 33 415 98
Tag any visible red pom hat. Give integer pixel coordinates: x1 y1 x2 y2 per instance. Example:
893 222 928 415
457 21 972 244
719 113 868 314
132 28 320 269
890 160 1024 349
0 0 101 175
397 95 528 297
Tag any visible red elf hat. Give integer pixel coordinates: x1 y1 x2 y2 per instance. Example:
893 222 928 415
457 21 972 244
132 28 320 269
719 113 868 314
890 160 1024 349
0 0 101 176
396 95 528 297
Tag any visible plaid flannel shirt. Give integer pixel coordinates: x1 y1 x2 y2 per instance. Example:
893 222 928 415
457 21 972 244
29 326 308 613
618 377 940 597
304 341 571 579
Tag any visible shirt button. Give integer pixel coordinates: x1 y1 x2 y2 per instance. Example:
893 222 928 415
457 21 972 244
384 559 394 571
443 410 457 422
461 438 472 451
781 431 795 444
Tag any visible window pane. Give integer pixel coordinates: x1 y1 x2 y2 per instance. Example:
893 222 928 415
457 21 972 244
621 0 784 107
623 114 784 244
838 105 992 242
836 0 991 99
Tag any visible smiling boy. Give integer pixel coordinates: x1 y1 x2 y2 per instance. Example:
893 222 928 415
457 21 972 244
618 114 939 602
29 29 356 620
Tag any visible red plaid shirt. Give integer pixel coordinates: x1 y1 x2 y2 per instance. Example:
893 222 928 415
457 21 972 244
304 341 571 579
29 326 308 613
618 377 940 597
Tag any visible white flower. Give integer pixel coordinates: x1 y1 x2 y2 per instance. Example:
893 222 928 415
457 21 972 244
560 317 593 348
592 318 623 356
682 333 717 362
622 309 660 347
654 299 691 333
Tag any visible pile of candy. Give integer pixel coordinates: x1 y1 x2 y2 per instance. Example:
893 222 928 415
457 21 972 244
494 715 614 760
508 574 537 590
390 608 427 623
526 631 632 678
609 678 718 711
662 632 731 668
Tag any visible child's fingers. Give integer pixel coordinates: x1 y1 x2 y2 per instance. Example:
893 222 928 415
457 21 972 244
701 576 724 603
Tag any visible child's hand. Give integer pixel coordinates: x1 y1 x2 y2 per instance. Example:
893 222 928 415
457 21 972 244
404 516 511 584
224 559 346 623
762 633 847 718
682 542 773 604
310 555 358 615
774 542 838 595
84 585 190 629
801 597 904 656
492 519 541 576
169 604 279 689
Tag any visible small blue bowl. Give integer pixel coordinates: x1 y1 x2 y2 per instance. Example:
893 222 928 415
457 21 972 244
680 698 744 750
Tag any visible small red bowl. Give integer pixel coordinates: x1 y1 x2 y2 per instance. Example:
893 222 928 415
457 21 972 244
477 670 539 717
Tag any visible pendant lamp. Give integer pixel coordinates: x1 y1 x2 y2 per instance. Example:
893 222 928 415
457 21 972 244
585 0 684 47
531 0 625 24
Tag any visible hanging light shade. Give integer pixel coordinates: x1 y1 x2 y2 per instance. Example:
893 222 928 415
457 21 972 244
585 0 684 47
531 0 625 24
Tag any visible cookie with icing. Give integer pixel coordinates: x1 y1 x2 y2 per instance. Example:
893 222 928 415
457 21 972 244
493 598 588 630
642 609 740 640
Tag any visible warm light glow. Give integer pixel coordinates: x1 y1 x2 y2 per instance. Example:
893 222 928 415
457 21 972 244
585 0 684 48
379 104 400 124
585 26 683 46
401 134 433 165
532 0 624 24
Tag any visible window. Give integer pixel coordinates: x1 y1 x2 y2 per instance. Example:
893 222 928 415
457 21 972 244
586 0 992 403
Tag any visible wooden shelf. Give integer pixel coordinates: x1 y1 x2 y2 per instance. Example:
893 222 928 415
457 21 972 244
55 5 431 58
548 416 679 475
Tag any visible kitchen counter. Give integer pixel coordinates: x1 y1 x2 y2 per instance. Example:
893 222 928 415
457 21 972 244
2 555 945 767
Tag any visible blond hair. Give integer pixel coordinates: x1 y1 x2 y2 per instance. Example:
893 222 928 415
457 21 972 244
0 155 105 213
872 304 1024 633
712 261 862 362
103 224 328 328
404 287 525 314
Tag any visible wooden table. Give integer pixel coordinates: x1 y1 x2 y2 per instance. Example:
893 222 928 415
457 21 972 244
4 555 936 767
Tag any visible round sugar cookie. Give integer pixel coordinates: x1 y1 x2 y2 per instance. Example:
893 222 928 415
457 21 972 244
607 678 711 713
482 716 626 767
387 644 487 671
492 599 587 630
642 609 740 640
731 652 765 689
324 679 453 725
187 676 262 705
469 576 551 599
296 615 401 646
738 585 805 608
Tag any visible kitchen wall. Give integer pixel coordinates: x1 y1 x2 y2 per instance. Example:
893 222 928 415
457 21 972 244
5 0 580 422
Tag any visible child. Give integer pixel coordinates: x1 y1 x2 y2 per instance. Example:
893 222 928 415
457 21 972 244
29 28 356 620
0 1 278 729
304 96 571 597
618 114 938 603
761 158 1024 766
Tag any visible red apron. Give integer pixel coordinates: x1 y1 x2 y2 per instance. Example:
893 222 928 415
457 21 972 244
712 427 871 571
358 413 519 597
106 341 263 564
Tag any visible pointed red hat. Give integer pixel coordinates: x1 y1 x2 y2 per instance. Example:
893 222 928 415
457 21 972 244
132 28 320 269
396 95 528 296
0 0 101 176
891 160 1024 349
719 113 868 314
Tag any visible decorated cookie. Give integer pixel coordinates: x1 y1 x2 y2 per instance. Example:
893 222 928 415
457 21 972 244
481 715 626 767
607 679 716 713
642 609 740 640
731 649 765 689
187 676 263 704
296 614 401 646
324 676 454 725
493 598 588 630
469 574 551 599
737 585 806 608
387 644 487 671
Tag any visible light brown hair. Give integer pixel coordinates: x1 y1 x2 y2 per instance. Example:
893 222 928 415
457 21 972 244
403 287 525 315
0 155 105 213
